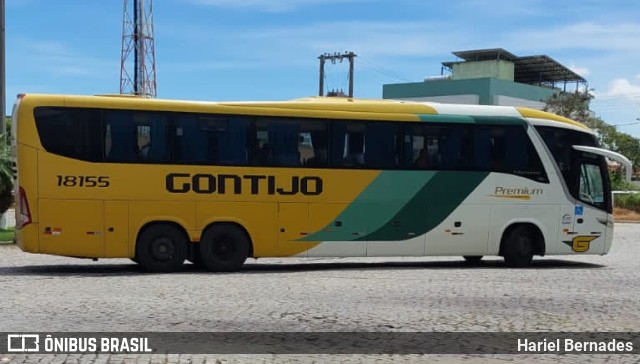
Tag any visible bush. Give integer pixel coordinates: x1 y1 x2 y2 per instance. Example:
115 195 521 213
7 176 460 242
610 171 639 191
615 193 640 212
0 134 14 215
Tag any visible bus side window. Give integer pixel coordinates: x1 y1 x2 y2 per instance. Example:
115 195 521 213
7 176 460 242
403 123 468 170
173 114 208 164
198 116 249 166
472 124 548 182
104 111 169 163
365 122 400 168
332 121 363 167
136 125 151 160
253 118 326 168
302 124 328 167
473 125 513 172
34 107 103 162
330 121 399 169
104 111 137 162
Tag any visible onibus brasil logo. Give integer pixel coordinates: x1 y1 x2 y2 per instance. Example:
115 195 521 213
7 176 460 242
6 334 152 353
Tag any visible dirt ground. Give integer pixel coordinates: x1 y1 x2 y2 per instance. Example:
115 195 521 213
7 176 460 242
614 207 640 221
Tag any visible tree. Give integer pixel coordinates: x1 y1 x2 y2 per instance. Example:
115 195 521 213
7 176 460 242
5 116 11 139
0 133 14 214
543 90 593 123
0 117 15 214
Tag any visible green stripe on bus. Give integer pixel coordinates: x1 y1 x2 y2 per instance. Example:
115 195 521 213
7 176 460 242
300 171 436 242
418 114 476 123
363 171 489 241
418 114 527 126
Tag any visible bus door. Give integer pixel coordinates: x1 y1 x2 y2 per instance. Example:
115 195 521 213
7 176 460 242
104 201 129 257
566 150 611 254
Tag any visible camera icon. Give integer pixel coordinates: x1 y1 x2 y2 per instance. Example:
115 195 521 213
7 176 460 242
7 334 40 352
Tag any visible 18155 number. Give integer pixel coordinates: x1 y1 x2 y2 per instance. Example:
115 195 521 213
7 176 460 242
56 175 110 188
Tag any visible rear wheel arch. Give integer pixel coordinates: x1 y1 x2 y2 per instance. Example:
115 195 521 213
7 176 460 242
499 222 546 257
196 221 254 272
198 221 254 258
133 220 192 256
499 222 546 268
134 221 190 272
137 221 191 247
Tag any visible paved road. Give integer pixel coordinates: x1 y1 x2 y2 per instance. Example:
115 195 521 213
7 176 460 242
1 224 639 363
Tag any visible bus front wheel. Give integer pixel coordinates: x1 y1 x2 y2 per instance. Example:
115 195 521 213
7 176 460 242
135 225 187 273
502 226 534 268
199 224 250 272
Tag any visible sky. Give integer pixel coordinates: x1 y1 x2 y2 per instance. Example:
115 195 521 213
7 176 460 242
4 0 640 136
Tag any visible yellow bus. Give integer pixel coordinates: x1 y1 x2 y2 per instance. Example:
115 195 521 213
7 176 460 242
12 94 631 272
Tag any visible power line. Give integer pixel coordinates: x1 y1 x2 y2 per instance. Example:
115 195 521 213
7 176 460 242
357 57 415 83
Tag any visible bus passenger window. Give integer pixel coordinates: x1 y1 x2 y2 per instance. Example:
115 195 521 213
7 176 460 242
414 149 429 168
173 115 249 166
301 127 329 168
137 125 151 160
472 124 548 182
331 121 400 169
253 118 327 168
104 111 169 163
403 123 468 170
34 107 103 162
253 120 300 167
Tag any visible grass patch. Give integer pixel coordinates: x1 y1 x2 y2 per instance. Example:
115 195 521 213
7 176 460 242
0 227 15 242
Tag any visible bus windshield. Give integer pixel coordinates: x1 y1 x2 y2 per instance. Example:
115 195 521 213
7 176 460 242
534 125 599 184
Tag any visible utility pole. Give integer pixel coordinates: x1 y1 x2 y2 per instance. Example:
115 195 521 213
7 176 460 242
318 51 356 97
1 0 5 134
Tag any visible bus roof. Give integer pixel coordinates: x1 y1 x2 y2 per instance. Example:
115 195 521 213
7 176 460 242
17 93 591 131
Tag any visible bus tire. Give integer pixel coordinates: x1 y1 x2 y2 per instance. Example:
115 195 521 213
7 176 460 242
502 226 534 268
135 224 187 273
463 255 483 264
199 224 250 272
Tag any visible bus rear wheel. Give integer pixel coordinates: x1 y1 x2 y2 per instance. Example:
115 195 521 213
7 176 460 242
502 226 534 268
199 224 250 272
135 225 187 273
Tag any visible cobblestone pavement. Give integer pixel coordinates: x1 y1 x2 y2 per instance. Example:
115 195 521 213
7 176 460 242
1 224 639 363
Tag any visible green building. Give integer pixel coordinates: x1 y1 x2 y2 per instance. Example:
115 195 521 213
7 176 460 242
383 48 586 109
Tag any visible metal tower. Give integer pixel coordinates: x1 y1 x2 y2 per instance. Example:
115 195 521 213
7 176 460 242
120 0 157 98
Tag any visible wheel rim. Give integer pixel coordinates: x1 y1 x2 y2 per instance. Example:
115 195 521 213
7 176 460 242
149 236 175 262
212 234 236 261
